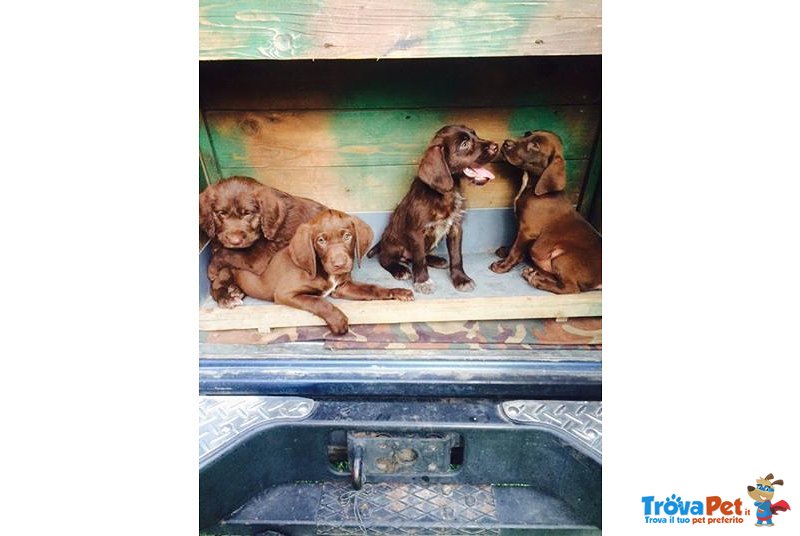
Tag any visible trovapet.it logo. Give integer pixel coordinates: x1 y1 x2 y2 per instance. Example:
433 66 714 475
642 494 746 525
642 472 792 527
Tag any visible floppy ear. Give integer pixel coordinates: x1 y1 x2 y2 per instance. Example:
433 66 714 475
534 154 567 195
199 189 216 237
288 223 316 278
418 144 453 194
772 479 784 486
349 215 374 268
255 187 287 240
765 473 774 481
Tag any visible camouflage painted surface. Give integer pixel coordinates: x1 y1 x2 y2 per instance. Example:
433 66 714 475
201 317 601 349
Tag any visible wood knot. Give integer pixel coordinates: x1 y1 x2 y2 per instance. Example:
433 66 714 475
239 117 261 136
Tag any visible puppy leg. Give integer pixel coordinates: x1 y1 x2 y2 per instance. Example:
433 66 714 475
523 246 582 294
208 261 245 308
332 281 414 301
426 255 448 269
446 223 475 291
275 291 349 335
378 244 412 281
522 267 580 294
490 231 529 273
409 233 435 294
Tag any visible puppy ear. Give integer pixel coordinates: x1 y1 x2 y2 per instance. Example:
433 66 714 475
772 479 784 486
288 223 316 278
534 154 567 195
199 188 216 237
255 187 286 240
349 215 374 268
418 144 453 193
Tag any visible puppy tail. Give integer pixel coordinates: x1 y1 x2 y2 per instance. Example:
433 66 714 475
366 242 381 258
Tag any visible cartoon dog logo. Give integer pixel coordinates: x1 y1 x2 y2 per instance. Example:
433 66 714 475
747 473 791 526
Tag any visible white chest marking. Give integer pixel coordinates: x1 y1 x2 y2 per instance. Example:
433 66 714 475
426 192 465 251
514 172 529 215
321 276 341 298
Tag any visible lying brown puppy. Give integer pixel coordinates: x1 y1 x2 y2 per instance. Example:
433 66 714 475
490 130 601 294
367 125 498 294
199 176 326 307
236 209 414 334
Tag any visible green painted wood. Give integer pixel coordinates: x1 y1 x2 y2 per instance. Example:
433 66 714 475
219 161 588 212
199 112 222 185
205 106 600 169
199 56 601 110
578 133 601 218
199 0 601 60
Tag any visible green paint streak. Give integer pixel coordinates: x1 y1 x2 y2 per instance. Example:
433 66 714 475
201 0 321 59
199 112 222 184
579 134 601 218
425 0 534 57
328 109 445 192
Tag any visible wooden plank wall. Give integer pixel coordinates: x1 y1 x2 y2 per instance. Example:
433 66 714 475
199 0 601 60
200 56 601 213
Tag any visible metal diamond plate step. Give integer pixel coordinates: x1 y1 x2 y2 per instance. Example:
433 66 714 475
199 396 316 462
500 400 602 457
316 481 499 535
223 481 599 534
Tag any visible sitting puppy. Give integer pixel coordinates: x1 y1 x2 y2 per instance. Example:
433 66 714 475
199 176 326 307
490 130 601 294
236 209 414 335
367 125 498 294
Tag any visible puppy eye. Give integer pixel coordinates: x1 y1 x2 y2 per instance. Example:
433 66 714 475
342 231 352 241
459 139 471 151
316 236 326 246
527 142 539 152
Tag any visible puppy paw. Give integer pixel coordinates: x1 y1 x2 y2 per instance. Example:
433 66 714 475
521 267 538 284
489 260 512 274
326 310 350 336
389 266 412 281
452 273 476 292
413 279 435 295
390 288 415 301
216 285 245 308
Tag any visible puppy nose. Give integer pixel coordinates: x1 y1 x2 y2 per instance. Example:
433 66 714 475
332 255 348 269
227 234 242 245
503 140 514 148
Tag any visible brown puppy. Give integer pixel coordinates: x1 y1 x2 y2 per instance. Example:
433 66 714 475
490 130 601 294
199 176 326 307
237 209 414 335
367 125 499 294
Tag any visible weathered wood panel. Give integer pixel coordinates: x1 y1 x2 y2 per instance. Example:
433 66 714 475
221 161 588 212
199 292 602 331
199 112 222 187
200 56 602 110
200 0 601 60
205 106 600 168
